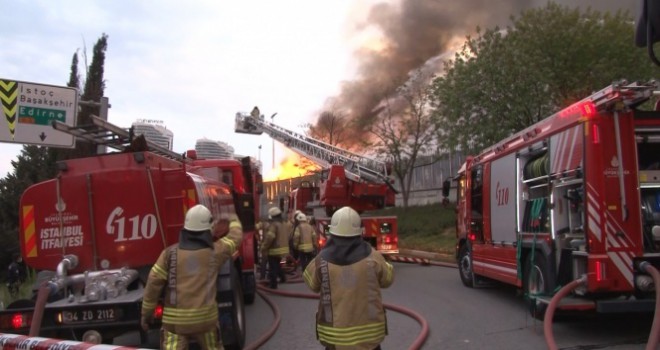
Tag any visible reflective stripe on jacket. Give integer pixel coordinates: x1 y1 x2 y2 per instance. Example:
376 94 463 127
293 222 316 252
142 219 243 335
303 248 394 349
260 219 292 257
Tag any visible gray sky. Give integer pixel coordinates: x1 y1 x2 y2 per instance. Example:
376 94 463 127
0 0 638 180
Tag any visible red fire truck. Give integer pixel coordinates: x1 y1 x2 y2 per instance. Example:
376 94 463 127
236 108 399 255
454 80 660 318
0 116 260 348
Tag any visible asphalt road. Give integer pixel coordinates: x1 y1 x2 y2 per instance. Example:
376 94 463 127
246 262 654 350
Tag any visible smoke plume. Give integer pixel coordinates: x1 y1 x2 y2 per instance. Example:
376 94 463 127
323 0 637 142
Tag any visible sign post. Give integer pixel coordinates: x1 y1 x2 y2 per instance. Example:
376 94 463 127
0 78 78 148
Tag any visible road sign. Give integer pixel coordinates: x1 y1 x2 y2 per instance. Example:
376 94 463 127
0 78 78 148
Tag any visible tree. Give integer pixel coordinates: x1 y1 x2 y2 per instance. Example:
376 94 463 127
430 3 657 154
0 146 57 266
304 110 350 147
0 35 107 270
73 33 108 158
370 70 439 208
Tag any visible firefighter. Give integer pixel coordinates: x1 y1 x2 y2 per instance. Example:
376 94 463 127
303 206 394 350
255 216 272 280
141 204 243 350
6 253 23 297
260 206 292 289
290 209 304 262
292 212 317 271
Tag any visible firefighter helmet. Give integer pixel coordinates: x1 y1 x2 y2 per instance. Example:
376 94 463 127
268 206 282 218
184 204 213 232
329 206 362 237
296 212 307 222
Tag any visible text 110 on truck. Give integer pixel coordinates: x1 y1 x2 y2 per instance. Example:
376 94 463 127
0 117 261 348
453 80 660 318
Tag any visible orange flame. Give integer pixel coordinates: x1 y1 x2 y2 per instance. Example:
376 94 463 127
264 150 320 181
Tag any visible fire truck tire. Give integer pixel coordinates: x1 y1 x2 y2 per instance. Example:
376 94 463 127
218 265 246 350
458 244 474 288
523 252 550 320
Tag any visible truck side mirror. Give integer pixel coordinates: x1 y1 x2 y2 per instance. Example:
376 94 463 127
635 0 660 66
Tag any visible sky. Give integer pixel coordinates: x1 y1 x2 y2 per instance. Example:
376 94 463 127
0 0 638 180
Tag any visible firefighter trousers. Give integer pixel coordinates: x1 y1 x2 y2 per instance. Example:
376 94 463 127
161 327 223 350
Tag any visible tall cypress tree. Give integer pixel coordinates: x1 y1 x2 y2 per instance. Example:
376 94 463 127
75 33 108 157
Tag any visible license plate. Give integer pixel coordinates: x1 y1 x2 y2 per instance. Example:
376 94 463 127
61 308 117 324
380 244 392 250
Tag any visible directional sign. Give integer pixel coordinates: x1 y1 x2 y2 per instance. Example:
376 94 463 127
0 78 77 148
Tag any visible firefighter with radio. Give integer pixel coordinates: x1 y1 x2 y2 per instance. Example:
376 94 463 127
260 206 292 289
292 212 317 271
141 204 243 350
303 206 394 350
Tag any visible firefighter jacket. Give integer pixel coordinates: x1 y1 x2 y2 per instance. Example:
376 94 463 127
303 235 394 350
260 219 292 257
255 220 271 244
141 218 243 335
293 221 317 253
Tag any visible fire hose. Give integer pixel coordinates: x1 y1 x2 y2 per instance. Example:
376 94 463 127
244 271 429 350
544 262 660 350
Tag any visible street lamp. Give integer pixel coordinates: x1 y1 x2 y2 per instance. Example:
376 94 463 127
270 113 277 170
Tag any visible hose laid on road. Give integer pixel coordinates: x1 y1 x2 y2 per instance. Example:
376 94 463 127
253 282 429 350
243 288 281 350
543 275 587 350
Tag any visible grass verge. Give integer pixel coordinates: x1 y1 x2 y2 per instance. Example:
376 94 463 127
369 203 457 256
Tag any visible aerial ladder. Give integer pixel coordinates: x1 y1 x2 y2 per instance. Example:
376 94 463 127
235 107 393 186
235 107 399 254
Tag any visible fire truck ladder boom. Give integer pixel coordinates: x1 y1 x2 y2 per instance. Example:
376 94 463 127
52 115 184 161
588 80 659 110
235 111 390 184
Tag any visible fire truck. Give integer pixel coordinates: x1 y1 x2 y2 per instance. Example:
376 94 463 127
453 80 660 318
235 108 399 254
0 115 261 348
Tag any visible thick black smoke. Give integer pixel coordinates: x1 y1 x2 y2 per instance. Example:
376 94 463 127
324 0 636 140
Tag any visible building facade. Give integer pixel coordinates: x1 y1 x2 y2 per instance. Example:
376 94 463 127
131 119 174 150
195 138 235 159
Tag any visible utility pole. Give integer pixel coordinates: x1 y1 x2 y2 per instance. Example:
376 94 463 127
270 114 276 170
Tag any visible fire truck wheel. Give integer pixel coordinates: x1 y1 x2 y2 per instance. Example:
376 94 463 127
458 244 474 288
219 265 246 350
523 252 549 320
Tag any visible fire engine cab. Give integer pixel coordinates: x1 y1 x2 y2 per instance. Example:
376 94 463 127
454 80 660 317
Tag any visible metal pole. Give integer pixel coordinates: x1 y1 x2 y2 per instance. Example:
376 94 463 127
271 115 275 170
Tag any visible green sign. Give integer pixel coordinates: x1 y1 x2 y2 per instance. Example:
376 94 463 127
18 106 66 126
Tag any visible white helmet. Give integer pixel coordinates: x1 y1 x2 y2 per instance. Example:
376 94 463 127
329 206 362 237
268 206 282 218
296 212 307 222
184 204 213 232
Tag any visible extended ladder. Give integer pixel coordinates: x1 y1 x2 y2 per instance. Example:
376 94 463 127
235 111 390 184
